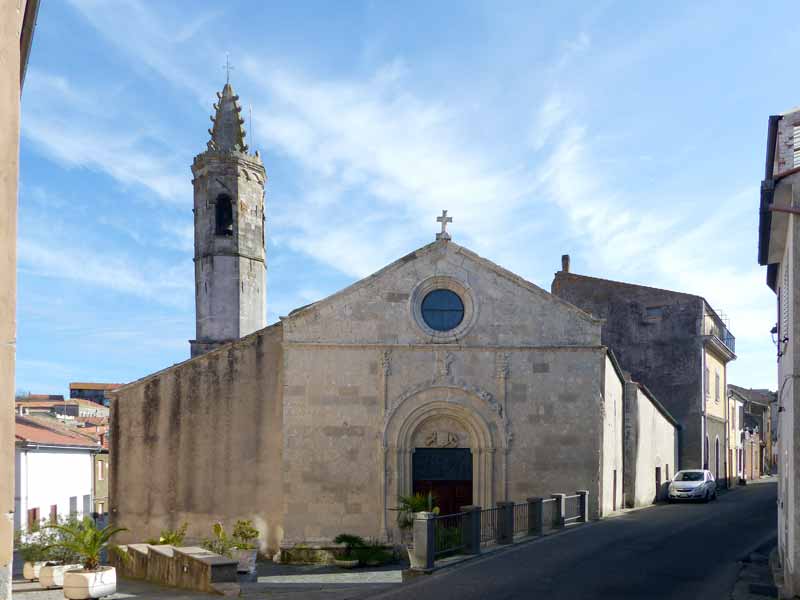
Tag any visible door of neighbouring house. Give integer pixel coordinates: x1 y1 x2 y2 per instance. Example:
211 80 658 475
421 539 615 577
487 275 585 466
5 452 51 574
412 448 473 515
655 466 662 498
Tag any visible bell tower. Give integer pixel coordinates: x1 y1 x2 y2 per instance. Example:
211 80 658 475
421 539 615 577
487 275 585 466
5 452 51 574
189 82 266 358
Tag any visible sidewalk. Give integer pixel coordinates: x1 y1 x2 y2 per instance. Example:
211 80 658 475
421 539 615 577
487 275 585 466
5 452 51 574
729 539 779 600
12 561 404 600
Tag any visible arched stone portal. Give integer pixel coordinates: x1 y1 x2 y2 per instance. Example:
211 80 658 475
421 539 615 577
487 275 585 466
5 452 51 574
381 383 508 540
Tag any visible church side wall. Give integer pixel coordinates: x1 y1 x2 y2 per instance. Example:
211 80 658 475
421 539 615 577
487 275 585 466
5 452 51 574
601 356 624 516
110 324 284 554
505 348 605 518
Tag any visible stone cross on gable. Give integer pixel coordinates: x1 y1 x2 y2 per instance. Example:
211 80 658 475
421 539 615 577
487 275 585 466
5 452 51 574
436 210 452 241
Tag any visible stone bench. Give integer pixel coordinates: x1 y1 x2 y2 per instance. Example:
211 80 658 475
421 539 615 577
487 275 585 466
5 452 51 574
110 543 239 596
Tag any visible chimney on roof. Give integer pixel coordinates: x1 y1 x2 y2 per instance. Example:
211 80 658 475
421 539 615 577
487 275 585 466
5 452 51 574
561 254 571 273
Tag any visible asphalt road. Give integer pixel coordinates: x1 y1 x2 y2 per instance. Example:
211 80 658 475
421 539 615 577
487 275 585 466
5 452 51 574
371 480 778 600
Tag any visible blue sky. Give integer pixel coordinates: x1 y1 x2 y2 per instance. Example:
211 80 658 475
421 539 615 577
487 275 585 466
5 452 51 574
16 1 798 393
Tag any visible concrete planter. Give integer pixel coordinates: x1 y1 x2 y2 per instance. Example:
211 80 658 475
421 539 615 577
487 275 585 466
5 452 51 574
23 561 47 581
39 564 83 588
62 566 117 599
333 558 360 569
235 548 258 574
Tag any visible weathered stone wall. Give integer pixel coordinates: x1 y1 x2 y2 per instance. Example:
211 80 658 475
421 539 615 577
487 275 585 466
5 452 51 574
279 241 609 541
0 2 31 596
111 324 284 554
191 146 266 356
552 271 704 468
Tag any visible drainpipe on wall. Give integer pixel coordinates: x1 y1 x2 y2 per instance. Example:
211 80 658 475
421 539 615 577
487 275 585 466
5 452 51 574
701 321 707 471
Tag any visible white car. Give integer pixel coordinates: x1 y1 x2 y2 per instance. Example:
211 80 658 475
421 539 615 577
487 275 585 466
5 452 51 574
667 469 717 503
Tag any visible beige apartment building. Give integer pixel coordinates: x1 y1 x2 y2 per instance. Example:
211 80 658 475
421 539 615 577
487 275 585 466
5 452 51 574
1 1 39 597
758 105 800 597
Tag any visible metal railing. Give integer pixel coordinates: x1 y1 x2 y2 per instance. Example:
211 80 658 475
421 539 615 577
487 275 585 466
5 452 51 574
433 513 466 557
564 494 581 524
409 490 590 570
704 315 736 354
479 507 499 545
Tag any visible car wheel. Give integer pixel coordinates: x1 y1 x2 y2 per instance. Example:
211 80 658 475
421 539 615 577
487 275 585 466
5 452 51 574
703 491 710 503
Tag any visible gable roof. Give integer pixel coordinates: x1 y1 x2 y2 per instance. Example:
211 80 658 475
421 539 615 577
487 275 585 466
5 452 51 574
15 416 100 449
729 384 776 406
70 382 125 391
283 239 600 326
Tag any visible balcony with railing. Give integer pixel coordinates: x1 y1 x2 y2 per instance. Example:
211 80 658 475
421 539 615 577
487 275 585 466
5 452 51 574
703 310 736 356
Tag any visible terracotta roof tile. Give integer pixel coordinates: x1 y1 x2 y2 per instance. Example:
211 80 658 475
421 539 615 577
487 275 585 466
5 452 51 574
69 382 125 391
15 416 100 448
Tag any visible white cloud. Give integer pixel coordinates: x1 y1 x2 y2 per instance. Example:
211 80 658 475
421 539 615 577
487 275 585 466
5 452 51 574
22 70 188 202
18 236 192 308
52 3 776 388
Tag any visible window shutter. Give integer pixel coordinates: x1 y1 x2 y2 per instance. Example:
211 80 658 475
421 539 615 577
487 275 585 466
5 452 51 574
794 125 800 168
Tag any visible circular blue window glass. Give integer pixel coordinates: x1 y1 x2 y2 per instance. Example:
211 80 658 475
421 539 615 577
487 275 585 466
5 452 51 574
421 289 464 331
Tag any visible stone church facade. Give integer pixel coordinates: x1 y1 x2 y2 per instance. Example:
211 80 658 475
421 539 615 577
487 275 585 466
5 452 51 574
109 83 677 555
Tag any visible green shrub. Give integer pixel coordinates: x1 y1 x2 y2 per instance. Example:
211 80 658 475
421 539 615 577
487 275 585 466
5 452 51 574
201 523 237 558
396 492 439 530
232 520 259 550
333 533 366 560
146 522 188 546
354 539 394 566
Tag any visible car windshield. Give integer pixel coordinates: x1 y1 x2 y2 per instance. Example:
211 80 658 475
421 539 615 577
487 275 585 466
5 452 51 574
675 471 704 481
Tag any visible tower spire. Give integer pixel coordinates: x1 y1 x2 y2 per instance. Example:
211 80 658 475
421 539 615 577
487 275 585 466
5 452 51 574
207 81 248 153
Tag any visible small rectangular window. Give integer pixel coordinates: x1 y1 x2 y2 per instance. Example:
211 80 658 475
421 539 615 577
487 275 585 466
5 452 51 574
27 508 40 531
704 368 710 397
793 125 800 168
645 306 663 320
98 461 104 481
715 372 720 402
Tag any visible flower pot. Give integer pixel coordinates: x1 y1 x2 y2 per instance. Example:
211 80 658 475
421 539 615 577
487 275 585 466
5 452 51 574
406 546 425 570
62 566 117 599
333 558 360 569
39 564 83 588
23 561 47 581
235 548 258 574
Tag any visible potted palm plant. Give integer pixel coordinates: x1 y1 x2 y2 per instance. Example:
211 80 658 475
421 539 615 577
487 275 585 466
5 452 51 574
332 534 365 568
16 527 49 581
396 492 438 569
39 518 83 589
46 517 127 599
232 520 259 574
